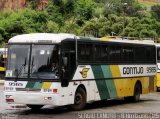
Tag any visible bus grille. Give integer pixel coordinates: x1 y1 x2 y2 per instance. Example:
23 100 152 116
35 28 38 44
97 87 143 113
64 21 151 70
16 88 41 92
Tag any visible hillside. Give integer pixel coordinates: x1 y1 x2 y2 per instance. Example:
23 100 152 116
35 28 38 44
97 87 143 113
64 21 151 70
0 0 159 10
0 0 48 10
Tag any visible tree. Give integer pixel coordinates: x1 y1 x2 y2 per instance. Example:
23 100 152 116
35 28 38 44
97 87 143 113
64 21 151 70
151 5 160 20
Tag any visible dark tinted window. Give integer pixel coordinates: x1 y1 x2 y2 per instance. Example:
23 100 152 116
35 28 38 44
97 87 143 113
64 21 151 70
122 47 134 62
135 47 145 62
78 43 93 62
95 45 101 61
145 47 156 63
109 46 121 62
101 45 108 62
157 47 160 61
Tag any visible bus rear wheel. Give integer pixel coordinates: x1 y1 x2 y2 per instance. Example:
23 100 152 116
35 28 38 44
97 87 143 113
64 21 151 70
125 82 141 102
27 105 43 110
130 82 141 102
157 87 160 92
69 88 86 111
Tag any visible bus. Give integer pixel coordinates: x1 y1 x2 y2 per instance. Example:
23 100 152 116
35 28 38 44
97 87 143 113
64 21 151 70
4 33 156 110
0 48 7 77
156 44 160 91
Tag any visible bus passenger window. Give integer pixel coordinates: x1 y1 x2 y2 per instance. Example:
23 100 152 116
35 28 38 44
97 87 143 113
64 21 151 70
109 46 121 62
101 46 108 62
157 48 160 61
78 44 93 62
122 47 134 63
95 45 101 61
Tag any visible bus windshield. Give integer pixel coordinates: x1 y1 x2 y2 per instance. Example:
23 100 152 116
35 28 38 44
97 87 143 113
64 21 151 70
30 45 59 79
6 44 59 79
7 45 30 78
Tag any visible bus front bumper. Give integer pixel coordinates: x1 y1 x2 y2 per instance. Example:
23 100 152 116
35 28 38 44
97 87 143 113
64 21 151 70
4 92 61 106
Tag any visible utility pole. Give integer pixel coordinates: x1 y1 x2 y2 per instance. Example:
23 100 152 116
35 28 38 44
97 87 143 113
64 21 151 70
122 3 128 38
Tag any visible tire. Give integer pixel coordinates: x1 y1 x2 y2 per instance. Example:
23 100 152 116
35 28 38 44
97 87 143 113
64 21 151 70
157 87 160 92
69 88 86 111
125 82 141 102
132 82 141 102
27 105 43 110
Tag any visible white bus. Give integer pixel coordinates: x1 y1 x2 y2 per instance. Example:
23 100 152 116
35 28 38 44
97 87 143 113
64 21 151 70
4 33 156 110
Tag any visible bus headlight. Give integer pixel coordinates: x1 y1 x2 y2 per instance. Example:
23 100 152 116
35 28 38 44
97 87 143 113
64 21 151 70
6 95 13 99
44 97 52 100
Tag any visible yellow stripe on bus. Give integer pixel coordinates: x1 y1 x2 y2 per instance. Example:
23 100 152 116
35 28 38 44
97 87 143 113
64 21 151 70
114 77 151 97
113 78 133 97
110 65 121 78
42 82 52 89
156 73 160 88
100 37 110 41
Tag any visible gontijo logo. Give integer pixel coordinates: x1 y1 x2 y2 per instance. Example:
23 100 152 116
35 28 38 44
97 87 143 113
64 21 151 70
80 68 90 78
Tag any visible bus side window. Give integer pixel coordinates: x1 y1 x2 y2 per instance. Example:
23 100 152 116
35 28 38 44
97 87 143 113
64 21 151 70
78 43 93 62
157 49 160 61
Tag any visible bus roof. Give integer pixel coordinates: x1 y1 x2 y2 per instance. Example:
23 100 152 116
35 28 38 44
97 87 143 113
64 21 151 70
8 33 155 46
8 33 78 43
100 36 155 45
82 36 155 45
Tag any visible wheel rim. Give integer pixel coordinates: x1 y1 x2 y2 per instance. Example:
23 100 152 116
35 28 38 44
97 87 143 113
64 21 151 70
75 93 83 105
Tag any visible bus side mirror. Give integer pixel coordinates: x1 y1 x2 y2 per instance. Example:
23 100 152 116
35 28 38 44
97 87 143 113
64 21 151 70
0 55 2 65
62 57 68 66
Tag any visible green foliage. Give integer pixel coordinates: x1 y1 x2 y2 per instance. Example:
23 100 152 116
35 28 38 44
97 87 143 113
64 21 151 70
27 0 39 9
151 4 160 20
0 0 159 45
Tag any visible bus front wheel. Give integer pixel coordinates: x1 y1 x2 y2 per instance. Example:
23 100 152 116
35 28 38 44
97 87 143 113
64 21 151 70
69 88 86 111
27 105 43 110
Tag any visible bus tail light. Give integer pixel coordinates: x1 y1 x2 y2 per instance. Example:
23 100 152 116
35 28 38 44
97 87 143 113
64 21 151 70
6 95 14 102
6 99 14 102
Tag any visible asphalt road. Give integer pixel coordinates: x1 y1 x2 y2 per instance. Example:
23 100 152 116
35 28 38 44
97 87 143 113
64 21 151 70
1 84 160 119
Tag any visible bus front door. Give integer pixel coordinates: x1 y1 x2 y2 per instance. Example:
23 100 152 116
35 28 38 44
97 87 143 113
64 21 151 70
61 51 76 87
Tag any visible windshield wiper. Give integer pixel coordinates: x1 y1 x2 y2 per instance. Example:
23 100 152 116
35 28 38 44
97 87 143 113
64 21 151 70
15 68 18 82
14 62 27 82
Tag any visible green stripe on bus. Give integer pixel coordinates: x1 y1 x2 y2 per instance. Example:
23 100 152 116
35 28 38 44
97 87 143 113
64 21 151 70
33 82 43 89
96 80 110 100
105 80 117 98
26 81 36 88
101 65 112 78
91 65 104 78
